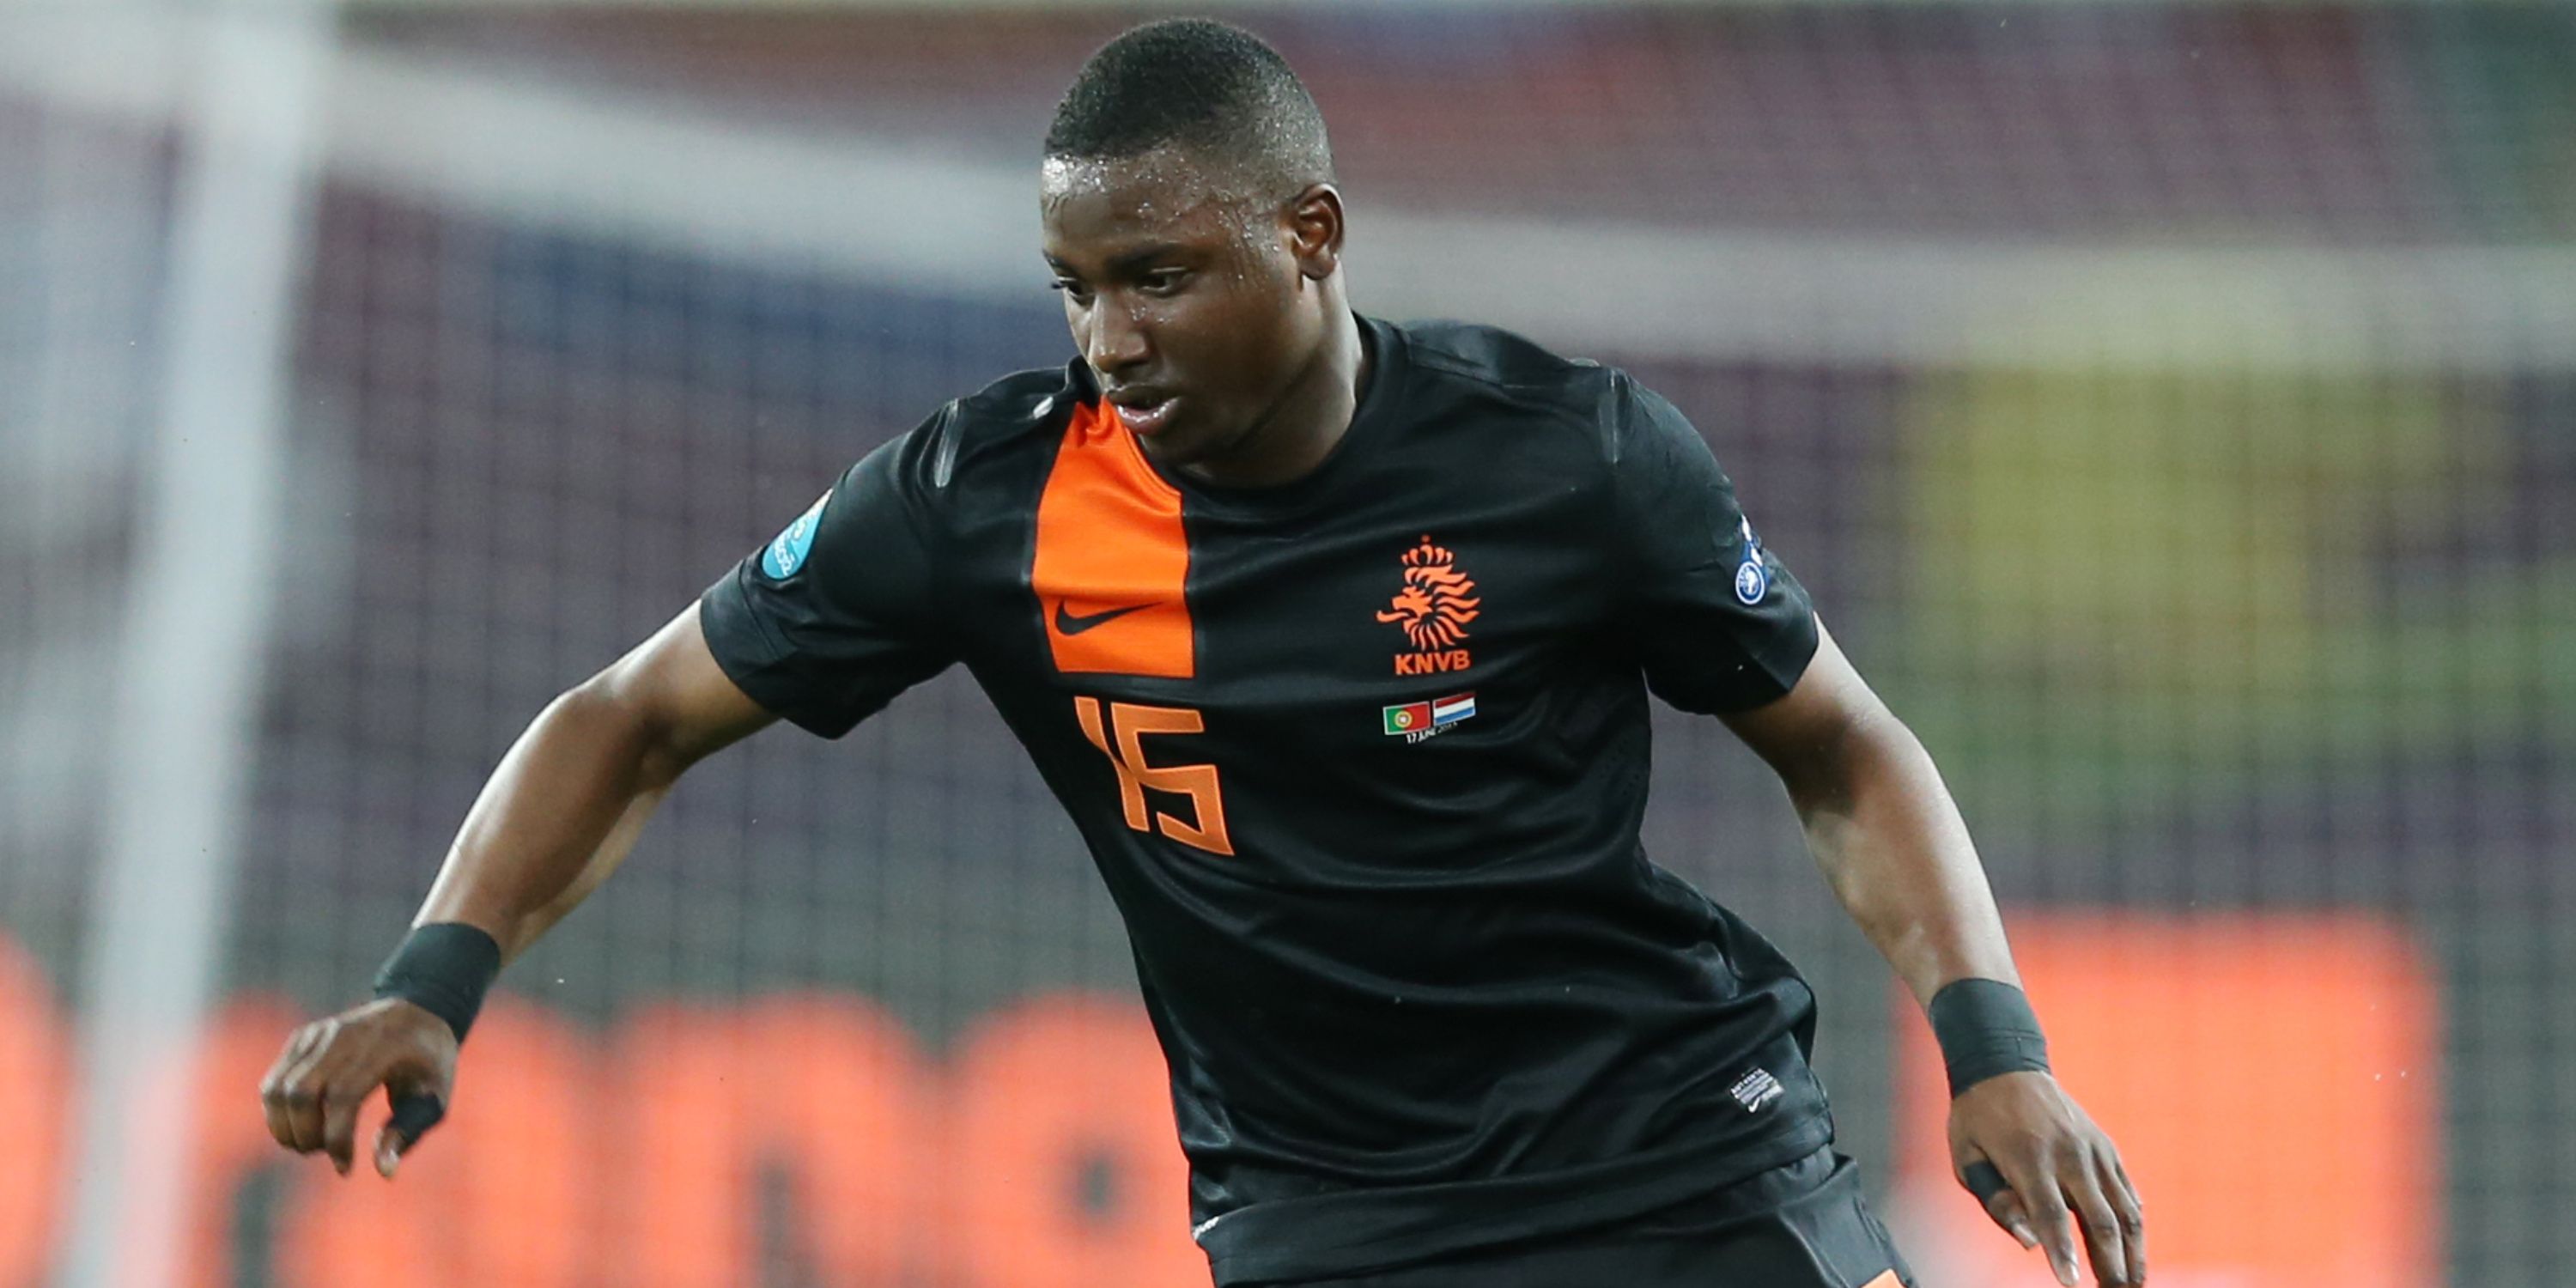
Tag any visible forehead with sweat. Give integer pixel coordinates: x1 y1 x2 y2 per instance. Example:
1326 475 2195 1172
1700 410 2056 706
1039 147 1287 252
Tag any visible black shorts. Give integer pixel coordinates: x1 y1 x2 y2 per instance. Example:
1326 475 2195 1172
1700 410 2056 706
1263 1149 1917 1288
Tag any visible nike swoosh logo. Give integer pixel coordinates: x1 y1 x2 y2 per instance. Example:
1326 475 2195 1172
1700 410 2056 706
1054 599 1154 635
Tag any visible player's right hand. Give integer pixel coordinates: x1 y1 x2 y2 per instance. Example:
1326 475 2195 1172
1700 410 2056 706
258 997 459 1178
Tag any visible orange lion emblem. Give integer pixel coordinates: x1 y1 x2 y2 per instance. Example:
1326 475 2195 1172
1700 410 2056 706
1376 538 1482 650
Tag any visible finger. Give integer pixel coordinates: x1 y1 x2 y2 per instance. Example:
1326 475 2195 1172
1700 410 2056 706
319 1073 374 1176
1996 1149 2080 1287
2066 1170 2129 1286
1962 1159 2011 1205
377 1089 446 1177
373 1120 403 1179
2110 1151 2145 1227
276 1034 337 1155
258 1025 325 1150
1959 1158 2037 1249
2101 1153 2146 1285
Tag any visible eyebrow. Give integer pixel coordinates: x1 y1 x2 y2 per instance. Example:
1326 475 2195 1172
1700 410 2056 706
1045 242 1186 277
1109 243 1183 275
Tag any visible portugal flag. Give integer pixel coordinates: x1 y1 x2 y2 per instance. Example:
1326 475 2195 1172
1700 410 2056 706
1382 701 1432 735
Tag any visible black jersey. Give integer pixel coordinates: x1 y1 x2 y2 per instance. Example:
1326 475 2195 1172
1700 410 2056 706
701 317 1830 1285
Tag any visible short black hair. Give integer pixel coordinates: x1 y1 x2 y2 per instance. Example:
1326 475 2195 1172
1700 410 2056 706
1045 19 1333 198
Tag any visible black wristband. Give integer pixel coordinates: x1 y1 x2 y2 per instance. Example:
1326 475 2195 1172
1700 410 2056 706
372 922 502 1043
1929 977 2050 1097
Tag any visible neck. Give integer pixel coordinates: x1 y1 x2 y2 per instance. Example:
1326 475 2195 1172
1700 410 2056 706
1180 301 1369 490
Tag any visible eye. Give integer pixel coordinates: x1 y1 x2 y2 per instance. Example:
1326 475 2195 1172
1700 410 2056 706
1048 278 1094 306
1139 268 1190 296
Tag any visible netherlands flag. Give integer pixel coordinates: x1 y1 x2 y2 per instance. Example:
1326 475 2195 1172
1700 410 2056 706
1431 692 1476 727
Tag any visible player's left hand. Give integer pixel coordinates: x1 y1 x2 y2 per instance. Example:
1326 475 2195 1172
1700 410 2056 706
1947 1070 2144 1287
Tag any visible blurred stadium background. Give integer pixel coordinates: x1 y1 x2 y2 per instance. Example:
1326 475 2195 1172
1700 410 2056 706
2 1 2569 1285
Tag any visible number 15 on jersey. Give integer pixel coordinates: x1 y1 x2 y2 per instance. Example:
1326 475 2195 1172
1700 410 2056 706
1073 696 1234 857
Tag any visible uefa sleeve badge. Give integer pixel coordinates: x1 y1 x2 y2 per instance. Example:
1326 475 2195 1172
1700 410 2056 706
761 489 832 580
1733 515 1769 606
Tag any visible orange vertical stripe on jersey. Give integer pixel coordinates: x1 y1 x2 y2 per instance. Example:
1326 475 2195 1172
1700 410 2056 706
1033 401 1194 677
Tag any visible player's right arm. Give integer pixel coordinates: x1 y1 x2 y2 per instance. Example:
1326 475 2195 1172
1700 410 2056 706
258 605 775 1177
419 603 775 956
261 404 967 1181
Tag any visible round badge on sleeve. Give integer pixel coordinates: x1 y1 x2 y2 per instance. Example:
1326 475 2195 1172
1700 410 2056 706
761 490 832 580
1734 556 1769 605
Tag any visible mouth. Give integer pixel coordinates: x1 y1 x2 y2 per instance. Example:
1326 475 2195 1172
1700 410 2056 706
1104 388 1181 437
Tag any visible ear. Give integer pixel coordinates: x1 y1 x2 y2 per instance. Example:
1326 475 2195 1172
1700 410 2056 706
1282 184 1346 283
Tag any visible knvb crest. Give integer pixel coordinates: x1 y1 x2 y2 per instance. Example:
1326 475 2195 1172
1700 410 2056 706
1376 537 1480 677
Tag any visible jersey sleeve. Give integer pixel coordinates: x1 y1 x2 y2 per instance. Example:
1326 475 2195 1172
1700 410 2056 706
698 410 959 738
1606 373 1820 714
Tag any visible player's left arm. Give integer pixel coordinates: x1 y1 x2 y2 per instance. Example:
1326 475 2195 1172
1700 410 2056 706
1722 625 2147 1288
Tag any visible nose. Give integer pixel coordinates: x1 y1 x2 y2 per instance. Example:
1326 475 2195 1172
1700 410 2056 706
1083 295 1152 380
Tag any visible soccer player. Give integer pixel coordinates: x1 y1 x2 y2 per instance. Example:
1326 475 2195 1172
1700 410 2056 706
261 19 2144 1288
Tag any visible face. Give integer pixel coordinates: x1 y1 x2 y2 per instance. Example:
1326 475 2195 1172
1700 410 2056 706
1039 147 1340 471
